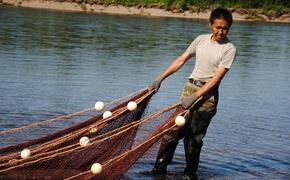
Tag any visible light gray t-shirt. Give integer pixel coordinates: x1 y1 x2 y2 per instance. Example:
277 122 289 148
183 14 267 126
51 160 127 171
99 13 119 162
185 34 236 82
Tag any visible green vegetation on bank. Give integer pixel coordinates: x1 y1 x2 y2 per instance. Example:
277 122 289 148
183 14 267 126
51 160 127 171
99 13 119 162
75 0 290 19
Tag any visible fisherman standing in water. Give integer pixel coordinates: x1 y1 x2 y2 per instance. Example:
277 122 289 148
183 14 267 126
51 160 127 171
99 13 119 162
148 7 236 180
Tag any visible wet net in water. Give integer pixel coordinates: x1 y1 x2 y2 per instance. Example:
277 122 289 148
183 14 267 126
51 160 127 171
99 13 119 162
0 88 186 179
67 105 185 180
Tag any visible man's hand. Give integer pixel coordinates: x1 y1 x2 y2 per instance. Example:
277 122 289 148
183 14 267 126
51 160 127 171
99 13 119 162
179 93 198 109
148 77 163 92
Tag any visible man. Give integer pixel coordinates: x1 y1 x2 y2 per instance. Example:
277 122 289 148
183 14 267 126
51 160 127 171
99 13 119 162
148 7 236 180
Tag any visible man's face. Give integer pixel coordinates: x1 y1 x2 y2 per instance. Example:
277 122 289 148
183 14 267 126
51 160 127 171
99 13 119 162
209 18 230 42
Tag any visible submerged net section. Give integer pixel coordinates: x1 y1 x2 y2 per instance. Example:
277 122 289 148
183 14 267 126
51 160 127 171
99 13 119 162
67 105 185 180
0 89 153 168
0 120 140 179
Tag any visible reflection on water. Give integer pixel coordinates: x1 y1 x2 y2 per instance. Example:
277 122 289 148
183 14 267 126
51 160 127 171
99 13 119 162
0 6 290 179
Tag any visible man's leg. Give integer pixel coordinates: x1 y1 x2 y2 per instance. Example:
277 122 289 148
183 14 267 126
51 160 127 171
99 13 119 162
183 110 216 179
152 124 187 174
182 85 218 179
152 82 193 174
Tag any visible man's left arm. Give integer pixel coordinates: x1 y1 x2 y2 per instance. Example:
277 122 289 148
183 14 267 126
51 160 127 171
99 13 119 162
179 67 229 109
195 67 229 98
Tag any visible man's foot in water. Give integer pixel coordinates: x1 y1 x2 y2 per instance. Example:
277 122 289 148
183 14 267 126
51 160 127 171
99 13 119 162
150 167 167 175
182 170 198 180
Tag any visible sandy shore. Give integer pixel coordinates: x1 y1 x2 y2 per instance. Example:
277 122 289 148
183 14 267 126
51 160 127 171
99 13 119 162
2 0 290 23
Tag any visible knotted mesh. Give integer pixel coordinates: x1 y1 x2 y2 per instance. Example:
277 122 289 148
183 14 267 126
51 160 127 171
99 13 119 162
0 88 186 179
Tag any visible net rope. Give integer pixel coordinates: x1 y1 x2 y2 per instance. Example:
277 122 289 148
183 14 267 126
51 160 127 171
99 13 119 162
0 104 185 179
67 105 186 180
0 89 152 162
0 87 188 179
0 103 179 172
0 90 153 164
0 88 146 136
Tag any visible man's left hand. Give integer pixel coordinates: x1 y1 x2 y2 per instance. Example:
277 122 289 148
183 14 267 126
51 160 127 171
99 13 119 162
179 93 198 109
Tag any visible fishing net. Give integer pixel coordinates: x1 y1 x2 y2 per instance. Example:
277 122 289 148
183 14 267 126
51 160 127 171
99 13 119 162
66 105 185 180
0 88 186 179
0 89 152 168
0 89 150 154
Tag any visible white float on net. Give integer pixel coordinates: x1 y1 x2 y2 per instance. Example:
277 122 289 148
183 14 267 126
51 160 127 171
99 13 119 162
127 101 137 111
91 163 102 174
79 136 90 147
89 127 97 133
95 101 105 111
20 148 31 159
102 111 112 119
175 115 186 127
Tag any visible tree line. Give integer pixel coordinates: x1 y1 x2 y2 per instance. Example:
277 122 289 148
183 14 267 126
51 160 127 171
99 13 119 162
73 0 290 18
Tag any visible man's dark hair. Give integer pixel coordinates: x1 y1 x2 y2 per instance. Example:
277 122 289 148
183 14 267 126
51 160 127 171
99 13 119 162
209 7 233 27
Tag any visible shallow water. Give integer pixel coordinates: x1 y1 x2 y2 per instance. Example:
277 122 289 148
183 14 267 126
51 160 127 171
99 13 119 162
0 6 290 179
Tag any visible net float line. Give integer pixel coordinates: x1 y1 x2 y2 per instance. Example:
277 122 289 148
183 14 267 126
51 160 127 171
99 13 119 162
0 88 147 136
67 105 185 180
0 104 181 178
0 89 153 164
0 100 175 170
0 89 151 158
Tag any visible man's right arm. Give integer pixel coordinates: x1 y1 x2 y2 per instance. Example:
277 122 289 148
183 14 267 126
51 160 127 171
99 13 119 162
159 52 192 80
148 52 192 92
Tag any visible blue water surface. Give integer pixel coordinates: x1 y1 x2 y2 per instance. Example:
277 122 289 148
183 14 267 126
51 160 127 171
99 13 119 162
0 6 290 179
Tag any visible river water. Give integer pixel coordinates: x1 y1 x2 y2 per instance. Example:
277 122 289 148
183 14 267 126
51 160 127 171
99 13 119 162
0 6 290 179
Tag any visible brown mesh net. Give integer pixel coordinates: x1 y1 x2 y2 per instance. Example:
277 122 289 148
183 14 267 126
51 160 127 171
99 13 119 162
0 88 186 179
66 105 185 180
0 89 150 155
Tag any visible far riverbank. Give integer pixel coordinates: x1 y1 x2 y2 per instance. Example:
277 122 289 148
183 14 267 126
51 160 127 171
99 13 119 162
1 0 290 23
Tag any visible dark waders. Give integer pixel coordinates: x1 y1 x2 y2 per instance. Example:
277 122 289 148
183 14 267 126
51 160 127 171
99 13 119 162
152 81 219 179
